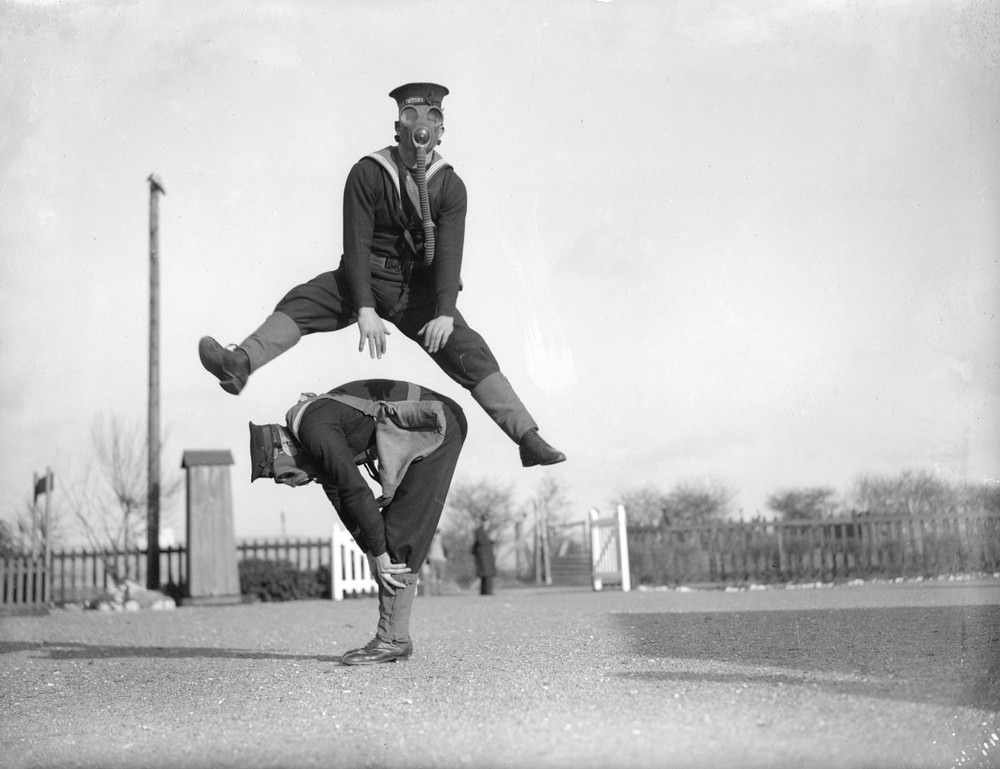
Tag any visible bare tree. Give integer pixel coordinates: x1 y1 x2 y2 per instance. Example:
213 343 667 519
767 486 839 521
441 478 516 587
0 519 18 557
851 470 1000 518
529 475 571 525
850 470 954 517
955 481 1000 515
662 476 735 525
0 475 68 556
443 478 516 540
11 497 65 555
616 479 736 526
521 474 574 578
68 414 181 579
91 414 147 553
616 484 668 527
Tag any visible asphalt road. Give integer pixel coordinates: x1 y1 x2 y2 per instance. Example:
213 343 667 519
2 580 999 769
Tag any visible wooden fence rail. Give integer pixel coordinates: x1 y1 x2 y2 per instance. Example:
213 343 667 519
1 556 49 611
5 513 998 607
1 538 332 607
628 512 1000 586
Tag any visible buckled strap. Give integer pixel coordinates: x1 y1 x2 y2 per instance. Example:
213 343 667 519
327 393 382 417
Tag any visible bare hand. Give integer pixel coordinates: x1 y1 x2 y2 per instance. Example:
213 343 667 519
368 552 410 595
418 315 454 354
357 307 390 359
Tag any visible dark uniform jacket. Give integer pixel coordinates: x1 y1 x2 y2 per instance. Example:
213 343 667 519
342 147 467 317
289 379 449 559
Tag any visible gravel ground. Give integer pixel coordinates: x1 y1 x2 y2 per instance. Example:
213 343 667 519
2 580 999 769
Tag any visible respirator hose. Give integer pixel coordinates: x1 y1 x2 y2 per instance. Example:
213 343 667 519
413 142 436 267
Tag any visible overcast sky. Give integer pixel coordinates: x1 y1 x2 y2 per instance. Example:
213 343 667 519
1 0 997 542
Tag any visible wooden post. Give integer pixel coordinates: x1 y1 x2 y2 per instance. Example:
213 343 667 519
146 174 166 590
589 508 602 591
541 502 552 586
331 522 345 600
617 504 631 592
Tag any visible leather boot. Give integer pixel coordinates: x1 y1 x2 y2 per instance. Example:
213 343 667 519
198 312 301 395
341 637 413 665
198 337 250 395
519 428 567 467
341 573 419 665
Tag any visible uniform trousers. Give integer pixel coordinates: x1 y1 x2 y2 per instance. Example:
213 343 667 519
373 397 466 644
277 267 502 390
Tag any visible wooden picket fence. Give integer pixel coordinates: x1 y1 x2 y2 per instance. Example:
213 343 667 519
1 556 50 612
628 512 1000 587
4 512 998 609
0 539 331 608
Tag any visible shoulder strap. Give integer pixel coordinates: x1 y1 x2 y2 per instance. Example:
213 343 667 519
285 392 378 442
285 384 425 441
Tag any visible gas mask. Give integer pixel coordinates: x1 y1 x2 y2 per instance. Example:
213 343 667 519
249 422 314 486
389 82 450 266
395 104 444 267
396 103 443 157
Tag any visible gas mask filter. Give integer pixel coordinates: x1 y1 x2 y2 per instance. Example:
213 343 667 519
397 104 442 266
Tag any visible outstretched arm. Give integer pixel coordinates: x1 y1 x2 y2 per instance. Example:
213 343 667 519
297 409 388 558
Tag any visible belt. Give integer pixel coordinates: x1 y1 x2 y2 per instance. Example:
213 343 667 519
371 255 415 273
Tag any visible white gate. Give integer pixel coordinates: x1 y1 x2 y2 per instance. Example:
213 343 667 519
589 504 631 592
330 521 378 600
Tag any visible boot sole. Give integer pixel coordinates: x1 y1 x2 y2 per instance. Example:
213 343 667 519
521 453 567 468
341 654 411 666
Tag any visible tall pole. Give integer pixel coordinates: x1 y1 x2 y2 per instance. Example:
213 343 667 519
147 173 166 590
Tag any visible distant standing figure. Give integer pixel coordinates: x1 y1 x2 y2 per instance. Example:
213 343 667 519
471 516 496 595
421 529 447 596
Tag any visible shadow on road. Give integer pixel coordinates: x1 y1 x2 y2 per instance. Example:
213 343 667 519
0 640 342 664
611 604 1000 711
